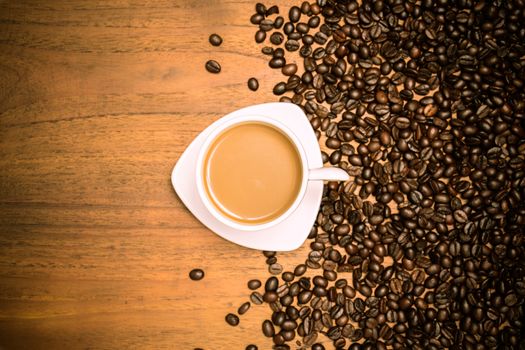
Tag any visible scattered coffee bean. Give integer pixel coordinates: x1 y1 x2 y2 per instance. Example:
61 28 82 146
250 291 264 305
255 30 266 43
288 6 301 23
248 78 259 91
281 63 297 76
189 268 204 281
266 5 279 16
285 40 300 52
248 279 261 290
269 263 283 275
273 16 284 29
255 3 266 15
273 82 286 95
225 313 239 326
208 34 222 46
205 60 221 74
238 302 251 315
270 32 284 45
269 57 285 68
294 264 306 276
262 320 275 337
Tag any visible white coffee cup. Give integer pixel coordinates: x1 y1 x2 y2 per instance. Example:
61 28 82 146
195 114 349 232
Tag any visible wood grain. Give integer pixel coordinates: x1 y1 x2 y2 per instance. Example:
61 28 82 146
0 0 321 349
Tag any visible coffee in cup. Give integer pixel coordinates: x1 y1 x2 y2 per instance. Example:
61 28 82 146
202 122 303 225
196 114 348 232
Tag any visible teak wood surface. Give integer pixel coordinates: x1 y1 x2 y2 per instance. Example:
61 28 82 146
0 0 335 349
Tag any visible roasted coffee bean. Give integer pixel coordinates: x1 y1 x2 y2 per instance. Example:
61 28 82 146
281 319 297 331
208 34 222 46
269 57 285 68
298 290 313 304
288 6 301 22
266 5 279 16
189 268 204 281
255 30 266 43
273 16 284 29
261 46 273 55
248 77 259 91
285 40 300 52
265 256 277 265
296 23 309 34
225 313 239 326
395 117 410 129
282 271 294 282
250 292 264 305
269 263 283 275
308 16 320 28
273 82 286 95
276 284 289 298
272 336 286 347
205 60 221 74
263 291 278 303
281 63 298 76
299 44 312 57
453 209 468 223
250 13 264 25
248 279 261 290
283 22 294 35
294 264 307 276
272 311 286 326
262 320 275 337
265 277 278 292
245 345 258 350
270 32 284 45
255 3 266 15
238 302 251 315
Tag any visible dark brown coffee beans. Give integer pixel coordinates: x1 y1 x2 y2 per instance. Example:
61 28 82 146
225 313 239 326
273 82 286 95
255 30 266 43
288 6 301 23
247 78 259 91
270 32 284 45
250 292 264 305
189 268 204 280
205 60 221 74
281 63 297 76
208 34 222 46
239 2 525 349
266 5 279 16
269 263 283 275
238 302 251 315
262 319 275 337
248 279 261 290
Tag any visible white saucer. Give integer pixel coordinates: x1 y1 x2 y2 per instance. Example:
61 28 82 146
171 103 323 251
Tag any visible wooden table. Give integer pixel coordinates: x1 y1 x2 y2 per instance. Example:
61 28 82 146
0 0 317 348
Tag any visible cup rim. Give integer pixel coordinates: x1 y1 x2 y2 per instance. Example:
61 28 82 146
195 115 309 231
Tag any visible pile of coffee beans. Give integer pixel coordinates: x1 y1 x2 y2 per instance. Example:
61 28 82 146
235 0 525 349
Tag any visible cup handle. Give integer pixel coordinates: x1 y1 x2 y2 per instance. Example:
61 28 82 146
308 167 350 181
